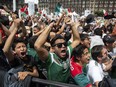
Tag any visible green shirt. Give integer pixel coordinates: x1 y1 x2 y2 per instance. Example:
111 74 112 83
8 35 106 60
27 47 39 62
27 44 45 69
46 46 73 83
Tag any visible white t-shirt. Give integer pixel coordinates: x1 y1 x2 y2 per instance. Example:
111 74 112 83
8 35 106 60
90 35 104 49
87 60 104 84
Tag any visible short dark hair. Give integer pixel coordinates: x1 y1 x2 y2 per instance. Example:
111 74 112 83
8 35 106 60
12 37 27 50
91 45 104 61
50 34 65 47
72 44 88 61
94 28 103 37
80 33 89 41
83 24 91 32
103 35 115 44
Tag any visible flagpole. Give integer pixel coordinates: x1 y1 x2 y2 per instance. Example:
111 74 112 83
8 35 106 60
13 0 16 11
18 9 21 19
93 0 95 14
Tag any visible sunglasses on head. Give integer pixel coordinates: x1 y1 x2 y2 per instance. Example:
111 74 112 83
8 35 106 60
53 42 67 48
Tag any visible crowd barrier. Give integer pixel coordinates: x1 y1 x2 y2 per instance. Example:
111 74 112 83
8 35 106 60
32 77 80 87
32 77 116 87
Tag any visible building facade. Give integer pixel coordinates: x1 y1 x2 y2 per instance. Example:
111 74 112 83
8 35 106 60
0 0 116 15
38 0 116 15
0 0 24 11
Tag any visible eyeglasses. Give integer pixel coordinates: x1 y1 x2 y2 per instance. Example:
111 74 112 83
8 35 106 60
53 42 67 48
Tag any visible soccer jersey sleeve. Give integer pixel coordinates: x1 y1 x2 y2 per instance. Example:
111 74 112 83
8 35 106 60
70 57 92 87
74 74 92 87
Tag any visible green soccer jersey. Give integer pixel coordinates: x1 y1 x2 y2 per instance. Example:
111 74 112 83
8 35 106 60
27 44 46 70
45 46 73 83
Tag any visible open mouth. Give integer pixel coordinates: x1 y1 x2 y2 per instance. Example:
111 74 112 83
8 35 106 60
61 50 66 53
87 58 90 62
87 59 90 61
60 50 67 57
20 52 26 57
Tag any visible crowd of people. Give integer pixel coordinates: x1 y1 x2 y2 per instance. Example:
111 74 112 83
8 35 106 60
0 4 116 87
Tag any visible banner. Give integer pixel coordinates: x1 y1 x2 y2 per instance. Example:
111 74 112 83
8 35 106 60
28 1 35 16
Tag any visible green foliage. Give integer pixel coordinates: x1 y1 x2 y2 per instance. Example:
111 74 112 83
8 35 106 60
95 11 104 17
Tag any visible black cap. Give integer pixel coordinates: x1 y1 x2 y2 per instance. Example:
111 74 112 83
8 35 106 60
103 35 115 43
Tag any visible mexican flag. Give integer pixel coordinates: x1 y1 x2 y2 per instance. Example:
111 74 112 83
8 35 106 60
55 2 63 15
19 5 28 18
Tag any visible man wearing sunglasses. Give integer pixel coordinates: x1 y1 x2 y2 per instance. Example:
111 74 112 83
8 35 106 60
34 18 80 83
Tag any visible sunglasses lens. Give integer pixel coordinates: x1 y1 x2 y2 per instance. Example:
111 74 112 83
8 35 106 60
57 43 63 48
64 42 67 46
57 43 67 48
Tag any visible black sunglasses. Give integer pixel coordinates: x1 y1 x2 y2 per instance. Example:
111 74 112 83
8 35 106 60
53 42 67 48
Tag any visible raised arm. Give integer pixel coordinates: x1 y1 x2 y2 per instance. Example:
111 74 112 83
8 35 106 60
71 22 80 48
49 22 66 40
56 22 66 34
18 21 27 38
9 20 27 38
34 22 54 61
55 13 65 27
9 22 15 32
33 29 44 36
2 19 21 62
65 17 80 48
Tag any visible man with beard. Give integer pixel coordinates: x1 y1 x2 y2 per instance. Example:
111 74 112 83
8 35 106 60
34 17 80 83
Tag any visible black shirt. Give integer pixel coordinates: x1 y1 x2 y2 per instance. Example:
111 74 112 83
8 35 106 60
0 49 11 71
10 55 37 72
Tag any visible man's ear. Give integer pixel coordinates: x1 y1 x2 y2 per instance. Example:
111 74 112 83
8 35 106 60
80 41 84 45
97 56 102 62
50 47 55 53
76 56 81 61
105 42 109 46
